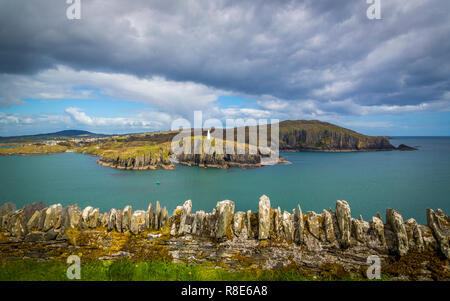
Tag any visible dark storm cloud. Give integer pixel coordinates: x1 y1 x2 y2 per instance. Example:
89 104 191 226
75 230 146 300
0 0 449 108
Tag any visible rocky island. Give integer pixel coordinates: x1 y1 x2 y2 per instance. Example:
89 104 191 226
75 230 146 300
0 196 448 280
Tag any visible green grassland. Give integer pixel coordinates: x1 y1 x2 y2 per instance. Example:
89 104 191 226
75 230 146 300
0 259 391 281
0 144 69 155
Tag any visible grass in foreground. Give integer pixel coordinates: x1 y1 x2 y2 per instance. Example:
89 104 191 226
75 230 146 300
0 259 391 281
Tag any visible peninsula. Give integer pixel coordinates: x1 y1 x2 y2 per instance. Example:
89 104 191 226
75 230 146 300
0 120 416 170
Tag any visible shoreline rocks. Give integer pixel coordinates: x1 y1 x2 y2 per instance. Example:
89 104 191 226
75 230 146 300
0 198 448 261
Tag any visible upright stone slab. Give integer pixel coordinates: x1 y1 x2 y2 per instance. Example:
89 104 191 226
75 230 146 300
282 211 295 241
108 209 117 232
88 208 100 228
386 208 409 256
295 205 304 243
322 209 336 243
130 210 146 234
336 200 351 248
81 206 93 228
154 201 161 230
122 206 132 232
115 209 123 232
179 200 192 235
370 216 386 246
233 211 246 237
427 208 450 258
43 204 62 232
215 200 235 239
146 203 154 230
258 195 271 240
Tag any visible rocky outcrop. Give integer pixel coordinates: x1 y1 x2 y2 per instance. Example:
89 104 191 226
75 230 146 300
386 208 409 256
1 198 448 262
396 144 418 151
427 209 450 258
277 120 418 152
97 151 174 170
336 200 352 248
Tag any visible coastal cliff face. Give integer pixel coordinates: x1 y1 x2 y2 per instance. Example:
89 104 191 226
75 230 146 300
97 151 174 170
1 198 448 280
278 120 396 151
176 152 262 169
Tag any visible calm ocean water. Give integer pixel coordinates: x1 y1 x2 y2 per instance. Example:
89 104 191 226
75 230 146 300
0 137 448 224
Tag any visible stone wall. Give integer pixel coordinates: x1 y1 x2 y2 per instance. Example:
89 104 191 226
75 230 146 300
0 196 448 259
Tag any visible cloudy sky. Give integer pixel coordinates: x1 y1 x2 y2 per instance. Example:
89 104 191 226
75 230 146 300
0 0 449 136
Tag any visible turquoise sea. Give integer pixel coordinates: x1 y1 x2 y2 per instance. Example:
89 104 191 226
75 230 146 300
0 137 449 224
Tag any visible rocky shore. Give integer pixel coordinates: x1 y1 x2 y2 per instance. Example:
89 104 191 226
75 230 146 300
0 197 448 280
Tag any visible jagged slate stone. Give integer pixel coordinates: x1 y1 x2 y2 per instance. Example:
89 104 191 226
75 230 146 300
160 207 169 228
170 223 177 236
43 204 62 232
405 218 424 252
179 200 192 235
122 206 132 232
81 206 94 228
0 203 16 230
24 231 46 242
9 210 26 237
305 211 321 240
282 211 295 241
101 212 109 228
351 218 367 243
336 200 352 248
146 203 154 230
26 210 42 231
418 224 438 250
273 207 282 238
66 206 82 229
323 210 336 243
37 207 47 231
130 210 146 234
88 208 100 228
23 202 46 223
108 209 117 232
192 210 205 235
0 202 16 219
154 201 161 230
233 211 246 237
295 205 304 243
370 216 386 246
246 210 256 239
427 208 450 258
115 209 123 232
386 208 409 256
258 195 271 240
203 210 216 237
215 200 235 239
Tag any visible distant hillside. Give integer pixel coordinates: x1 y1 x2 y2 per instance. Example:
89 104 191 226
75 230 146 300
118 120 395 152
0 130 108 142
278 120 395 151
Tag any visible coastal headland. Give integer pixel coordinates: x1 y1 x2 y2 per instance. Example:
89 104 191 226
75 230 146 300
0 120 417 170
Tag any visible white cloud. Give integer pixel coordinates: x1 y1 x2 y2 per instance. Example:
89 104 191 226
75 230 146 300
0 66 225 117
